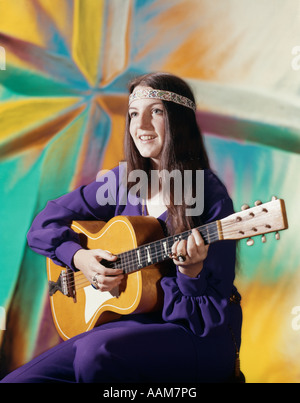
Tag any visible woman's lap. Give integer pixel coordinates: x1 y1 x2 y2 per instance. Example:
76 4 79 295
1 318 235 383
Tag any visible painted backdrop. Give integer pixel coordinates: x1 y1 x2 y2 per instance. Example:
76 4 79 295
0 0 300 383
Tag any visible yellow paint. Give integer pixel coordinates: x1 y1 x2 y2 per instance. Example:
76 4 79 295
0 0 46 47
0 97 81 143
238 274 300 383
97 95 128 170
100 0 132 87
72 0 105 86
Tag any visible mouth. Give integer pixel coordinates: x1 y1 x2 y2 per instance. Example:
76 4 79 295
138 135 157 142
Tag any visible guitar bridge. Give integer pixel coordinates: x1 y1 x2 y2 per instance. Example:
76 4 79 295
48 267 77 302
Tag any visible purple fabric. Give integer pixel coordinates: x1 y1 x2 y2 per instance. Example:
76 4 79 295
1 167 242 383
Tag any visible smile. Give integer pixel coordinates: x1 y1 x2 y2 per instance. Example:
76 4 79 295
139 135 157 141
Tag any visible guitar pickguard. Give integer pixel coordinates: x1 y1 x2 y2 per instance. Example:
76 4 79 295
83 285 119 324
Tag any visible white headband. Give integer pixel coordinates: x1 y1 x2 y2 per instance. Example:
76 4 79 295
129 89 196 112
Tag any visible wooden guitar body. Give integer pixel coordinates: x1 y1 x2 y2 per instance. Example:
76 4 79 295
47 216 169 340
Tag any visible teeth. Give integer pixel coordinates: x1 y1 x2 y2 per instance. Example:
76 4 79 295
140 135 155 140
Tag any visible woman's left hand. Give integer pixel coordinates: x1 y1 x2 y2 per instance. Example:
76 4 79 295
171 229 209 278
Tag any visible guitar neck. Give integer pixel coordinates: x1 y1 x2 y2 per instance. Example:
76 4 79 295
111 221 219 274
108 198 288 274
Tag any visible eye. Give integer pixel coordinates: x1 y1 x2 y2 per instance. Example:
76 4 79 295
129 111 138 118
152 108 163 115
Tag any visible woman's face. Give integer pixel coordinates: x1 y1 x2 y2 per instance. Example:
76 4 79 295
128 86 166 168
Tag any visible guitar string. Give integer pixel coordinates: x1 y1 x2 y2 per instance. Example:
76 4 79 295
62 229 231 290
62 222 267 291
64 226 274 291
61 239 215 290
63 221 221 289
58 214 278 291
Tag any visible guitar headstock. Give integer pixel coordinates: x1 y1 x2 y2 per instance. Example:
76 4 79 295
220 197 288 245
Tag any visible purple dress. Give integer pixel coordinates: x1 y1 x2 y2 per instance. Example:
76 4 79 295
1 167 242 383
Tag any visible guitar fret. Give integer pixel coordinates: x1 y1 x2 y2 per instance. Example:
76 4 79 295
198 222 218 244
162 240 168 257
145 246 151 264
134 249 140 270
114 258 122 270
206 225 210 243
155 242 162 263
154 242 161 263
151 243 156 264
121 253 127 273
137 247 144 268
198 228 208 244
136 249 142 268
116 222 220 274
141 246 148 266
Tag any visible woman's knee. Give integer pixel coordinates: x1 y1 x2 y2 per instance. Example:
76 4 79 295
73 334 136 382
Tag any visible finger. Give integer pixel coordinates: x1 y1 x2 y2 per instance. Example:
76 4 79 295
176 240 187 256
94 249 118 261
98 266 124 276
94 258 123 276
191 229 209 254
171 240 187 262
191 229 209 260
92 250 123 275
95 274 124 292
186 234 197 257
99 273 124 285
171 240 187 263
191 229 204 246
171 240 180 255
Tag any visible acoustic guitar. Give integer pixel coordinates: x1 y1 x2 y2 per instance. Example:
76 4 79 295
47 197 288 340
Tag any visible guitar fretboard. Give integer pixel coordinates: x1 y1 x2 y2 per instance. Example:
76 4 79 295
106 221 219 273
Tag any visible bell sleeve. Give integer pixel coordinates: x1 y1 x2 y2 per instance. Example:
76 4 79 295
161 194 237 337
27 167 121 270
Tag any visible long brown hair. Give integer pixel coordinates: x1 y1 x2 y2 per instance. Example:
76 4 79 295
124 72 210 234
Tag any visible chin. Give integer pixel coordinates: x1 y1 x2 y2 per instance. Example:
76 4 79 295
138 149 157 159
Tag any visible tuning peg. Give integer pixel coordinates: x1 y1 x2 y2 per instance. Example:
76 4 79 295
241 204 250 211
246 238 254 246
261 235 266 243
275 232 280 240
272 196 277 201
255 200 262 206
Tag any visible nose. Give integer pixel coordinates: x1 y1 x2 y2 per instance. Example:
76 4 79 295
137 111 153 130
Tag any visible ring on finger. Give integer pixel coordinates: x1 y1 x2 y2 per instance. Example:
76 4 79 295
169 252 187 262
92 273 100 288
177 253 186 262
169 252 178 260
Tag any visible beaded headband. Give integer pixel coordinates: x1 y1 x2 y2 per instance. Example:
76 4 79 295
129 89 196 112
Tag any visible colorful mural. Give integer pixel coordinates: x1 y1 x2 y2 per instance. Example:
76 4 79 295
0 0 299 382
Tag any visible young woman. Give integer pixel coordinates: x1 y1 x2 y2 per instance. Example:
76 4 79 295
1 72 242 383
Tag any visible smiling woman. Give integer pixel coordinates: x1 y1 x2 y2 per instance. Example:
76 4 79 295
125 72 210 235
128 91 166 167
1 72 242 383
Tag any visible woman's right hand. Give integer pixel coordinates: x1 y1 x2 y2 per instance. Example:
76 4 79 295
73 249 124 292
